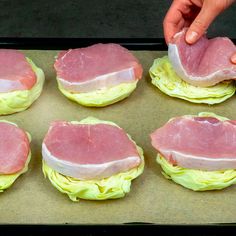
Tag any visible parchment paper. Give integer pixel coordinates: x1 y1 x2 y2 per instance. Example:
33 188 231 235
1 49 236 225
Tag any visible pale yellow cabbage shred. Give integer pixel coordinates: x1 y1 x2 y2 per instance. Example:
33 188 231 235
42 117 145 201
156 112 236 191
57 78 138 107
0 57 45 115
149 56 236 104
157 155 236 191
0 120 31 192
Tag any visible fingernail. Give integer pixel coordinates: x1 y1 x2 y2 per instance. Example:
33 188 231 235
231 54 236 64
186 31 198 44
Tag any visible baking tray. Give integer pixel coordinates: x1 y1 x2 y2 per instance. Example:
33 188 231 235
0 38 236 235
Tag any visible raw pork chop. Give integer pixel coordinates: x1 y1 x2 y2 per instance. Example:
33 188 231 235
0 122 30 174
0 49 36 92
168 29 236 87
42 121 141 180
54 43 143 93
150 116 236 171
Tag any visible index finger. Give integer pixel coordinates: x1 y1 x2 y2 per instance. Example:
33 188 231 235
163 0 191 44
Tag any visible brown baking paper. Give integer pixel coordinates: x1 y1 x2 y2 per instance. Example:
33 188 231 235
0 49 235 225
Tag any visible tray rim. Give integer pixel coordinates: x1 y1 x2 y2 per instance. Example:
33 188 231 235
0 37 236 232
0 37 167 50
0 37 234 50
1 223 236 235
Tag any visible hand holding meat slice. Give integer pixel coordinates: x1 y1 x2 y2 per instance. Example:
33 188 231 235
168 28 236 87
163 0 236 64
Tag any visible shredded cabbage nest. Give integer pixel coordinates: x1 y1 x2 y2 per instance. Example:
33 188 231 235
42 117 145 201
156 112 236 191
57 78 138 107
0 120 31 192
0 57 45 115
149 56 236 104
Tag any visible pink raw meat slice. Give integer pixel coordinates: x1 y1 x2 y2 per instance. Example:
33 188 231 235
0 49 36 92
168 29 236 87
0 122 30 174
54 43 143 93
42 121 141 180
150 116 236 171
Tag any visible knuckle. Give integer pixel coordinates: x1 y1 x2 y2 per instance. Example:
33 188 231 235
211 0 230 12
193 19 208 31
213 4 225 12
163 17 167 26
163 16 171 28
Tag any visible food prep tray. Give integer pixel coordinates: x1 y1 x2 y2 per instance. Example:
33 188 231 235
0 38 236 234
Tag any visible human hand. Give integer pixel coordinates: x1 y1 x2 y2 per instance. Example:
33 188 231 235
163 0 235 43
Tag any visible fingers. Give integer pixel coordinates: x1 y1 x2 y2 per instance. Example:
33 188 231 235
164 0 235 45
185 6 218 43
231 53 236 64
163 18 185 44
186 0 234 44
163 0 191 44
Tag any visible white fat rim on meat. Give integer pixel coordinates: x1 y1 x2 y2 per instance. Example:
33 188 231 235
168 43 236 87
42 143 141 180
57 67 136 93
0 79 24 92
162 149 236 171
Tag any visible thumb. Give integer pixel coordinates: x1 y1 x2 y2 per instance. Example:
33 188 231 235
185 3 220 44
